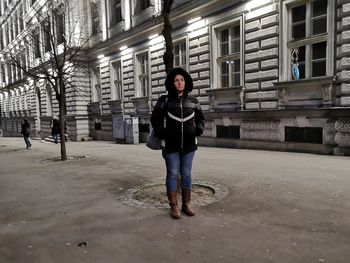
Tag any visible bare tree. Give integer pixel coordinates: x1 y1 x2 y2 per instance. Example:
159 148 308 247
161 0 174 75
4 0 93 160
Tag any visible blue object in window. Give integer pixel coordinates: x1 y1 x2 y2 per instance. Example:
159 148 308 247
292 63 299 80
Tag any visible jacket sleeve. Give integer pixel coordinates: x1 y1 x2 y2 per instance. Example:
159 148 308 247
195 101 205 136
150 95 167 139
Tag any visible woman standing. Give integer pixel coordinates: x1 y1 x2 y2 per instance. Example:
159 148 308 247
150 68 205 219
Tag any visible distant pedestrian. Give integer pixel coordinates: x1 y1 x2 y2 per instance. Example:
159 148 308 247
150 67 205 219
50 116 60 144
20 119 31 149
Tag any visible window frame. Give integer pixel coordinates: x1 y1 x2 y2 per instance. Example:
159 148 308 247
211 16 243 90
110 0 123 27
54 8 65 45
173 37 188 70
33 27 41 59
91 67 102 103
135 0 151 14
110 59 123 100
135 51 150 98
282 0 334 81
90 0 101 35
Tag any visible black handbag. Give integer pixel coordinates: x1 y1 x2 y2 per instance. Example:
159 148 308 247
146 129 162 150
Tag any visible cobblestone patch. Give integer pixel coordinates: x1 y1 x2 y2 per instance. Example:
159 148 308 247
119 180 229 209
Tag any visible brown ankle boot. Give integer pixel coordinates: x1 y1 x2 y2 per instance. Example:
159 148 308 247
182 189 196 216
167 192 181 219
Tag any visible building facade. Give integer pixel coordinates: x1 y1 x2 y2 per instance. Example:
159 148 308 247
1 0 350 155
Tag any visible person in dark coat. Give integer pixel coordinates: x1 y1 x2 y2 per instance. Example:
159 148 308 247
20 119 31 149
150 67 205 219
51 116 60 144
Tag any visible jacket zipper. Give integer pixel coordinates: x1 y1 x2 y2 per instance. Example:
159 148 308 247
180 97 184 149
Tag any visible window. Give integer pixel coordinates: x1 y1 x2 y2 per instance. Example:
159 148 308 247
136 53 149 97
16 54 21 80
43 23 51 52
46 85 52 116
140 0 150 10
110 60 123 100
33 27 41 59
286 0 330 80
8 64 12 84
1 64 6 84
55 10 65 45
9 19 14 43
91 67 102 103
214 21 241 88
110 0 122 26
174 40 187 69
19 6 24 32
5 24 9 46
0 28 3 50
135 0 150 13
21 53 26 78
13 14 18 38
90 0 101 35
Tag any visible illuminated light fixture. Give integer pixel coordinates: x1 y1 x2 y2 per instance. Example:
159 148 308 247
148 34 159 40
97 54 105 59
188 17 201 24
119 45 128 51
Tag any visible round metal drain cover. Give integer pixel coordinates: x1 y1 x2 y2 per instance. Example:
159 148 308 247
120 181 229 209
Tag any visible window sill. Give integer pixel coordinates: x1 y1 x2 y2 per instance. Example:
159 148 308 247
206 87 244 112
131 96 152 114
108 99 124 114
273 76 337 109
88 102 102 115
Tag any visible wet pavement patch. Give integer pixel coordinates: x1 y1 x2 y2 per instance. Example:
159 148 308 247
40 155 87 163
119 180 229 209
0 146 25 153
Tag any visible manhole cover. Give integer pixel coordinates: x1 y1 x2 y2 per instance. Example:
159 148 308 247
119 181 229 209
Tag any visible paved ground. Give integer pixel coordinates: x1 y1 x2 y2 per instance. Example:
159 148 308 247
0 137 349 263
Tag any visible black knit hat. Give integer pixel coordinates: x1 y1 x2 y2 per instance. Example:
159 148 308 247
165 67 193 96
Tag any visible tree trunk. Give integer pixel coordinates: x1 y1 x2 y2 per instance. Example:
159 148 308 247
162 0 174 75
58 78 67 161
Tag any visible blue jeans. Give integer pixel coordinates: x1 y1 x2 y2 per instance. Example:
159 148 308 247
162 150 195 192
52 133 59 144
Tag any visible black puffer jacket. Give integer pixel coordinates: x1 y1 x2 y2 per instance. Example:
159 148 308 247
150 68 205 154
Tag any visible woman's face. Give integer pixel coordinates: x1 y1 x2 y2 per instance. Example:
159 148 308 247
174 74 185 95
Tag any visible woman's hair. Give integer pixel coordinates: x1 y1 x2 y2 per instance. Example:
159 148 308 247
165 67 193 95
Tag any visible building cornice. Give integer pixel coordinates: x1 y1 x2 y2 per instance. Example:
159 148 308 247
85 0 241 61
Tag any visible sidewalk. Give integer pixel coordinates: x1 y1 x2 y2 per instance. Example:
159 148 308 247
0 137 350 263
